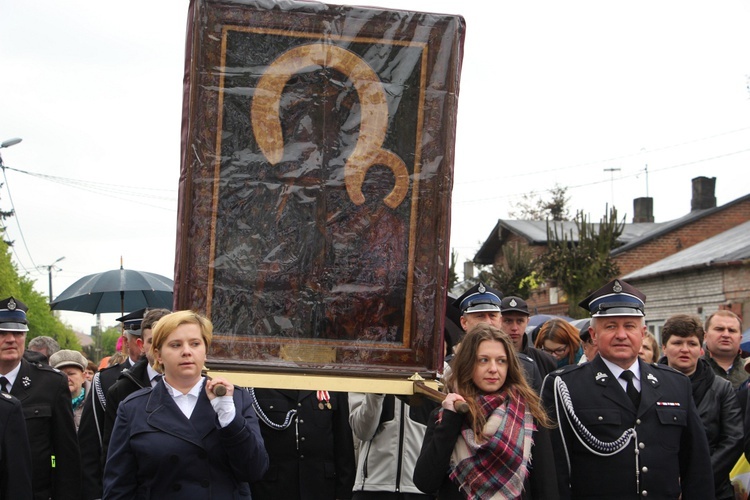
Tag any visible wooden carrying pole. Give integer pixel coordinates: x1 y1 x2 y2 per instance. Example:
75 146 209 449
413 380 469 413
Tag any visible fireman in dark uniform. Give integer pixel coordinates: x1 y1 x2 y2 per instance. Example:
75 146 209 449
0 297 81 500
249 388 355 500
541 279 713 499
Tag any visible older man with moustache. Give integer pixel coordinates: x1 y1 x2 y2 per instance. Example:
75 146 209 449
541 279 713 499
0 297 81 500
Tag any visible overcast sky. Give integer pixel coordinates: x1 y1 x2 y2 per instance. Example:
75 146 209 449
2 0 749 335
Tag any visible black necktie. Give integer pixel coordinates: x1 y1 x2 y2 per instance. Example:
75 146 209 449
620 370 640 408
151 374 163 387
0 376 10 394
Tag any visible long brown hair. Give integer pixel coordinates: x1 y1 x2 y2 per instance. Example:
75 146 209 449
445 323 550 441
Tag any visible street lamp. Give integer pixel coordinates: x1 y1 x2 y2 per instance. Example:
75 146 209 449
0 138 22 149
41 256 65 303
0 137 22 168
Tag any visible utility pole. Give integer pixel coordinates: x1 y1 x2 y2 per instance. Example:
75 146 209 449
40 256 65 304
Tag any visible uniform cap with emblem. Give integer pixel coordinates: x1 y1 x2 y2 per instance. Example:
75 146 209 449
453 282 503 314
0 296 29 332
49 349 88 371
116 308 147 336
500 296 529 315
578 279 646 317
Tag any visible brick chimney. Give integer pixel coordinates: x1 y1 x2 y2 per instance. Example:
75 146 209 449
633 197 654 223
691 176 716 211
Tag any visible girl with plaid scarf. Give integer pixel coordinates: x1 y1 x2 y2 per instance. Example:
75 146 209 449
413 324 559 499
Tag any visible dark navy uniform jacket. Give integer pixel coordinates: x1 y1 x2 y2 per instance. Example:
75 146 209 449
541 355 714 499
79 359 130 499
249 389 356 500
103 379 268 499
0 391 32 500
11 358 81 500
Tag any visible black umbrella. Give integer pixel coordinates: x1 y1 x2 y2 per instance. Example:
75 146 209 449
50 265 174 315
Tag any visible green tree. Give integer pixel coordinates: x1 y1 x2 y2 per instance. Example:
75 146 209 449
447 248 459 289
540 206 624 317
0 239 80 349
100 326 122 357
509 184 571 221
479 242 541 299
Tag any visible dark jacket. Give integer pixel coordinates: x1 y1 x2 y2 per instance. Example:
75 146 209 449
249 388 356 500
704 353 749 390
413 405 558 500
79 360 130 500
541 356 714 499
103 380 268 499
0 392 32 500
11 358 82 500
103 358 151 457
659 358 743 500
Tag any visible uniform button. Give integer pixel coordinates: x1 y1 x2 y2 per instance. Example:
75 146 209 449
598 416 603 421
299 419 304 424
300 436 306 442
636 419 641 425
673 416 678 421
641 490 647 496
173 483 182 491
639 442 645 449
300 455 305 460
641 466 648 473
201 479 210 488
269 405 275 409
298 402 302 407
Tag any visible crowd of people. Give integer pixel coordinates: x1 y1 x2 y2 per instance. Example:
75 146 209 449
0 277 747 499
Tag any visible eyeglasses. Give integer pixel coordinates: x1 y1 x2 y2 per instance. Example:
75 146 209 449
541 345 569 356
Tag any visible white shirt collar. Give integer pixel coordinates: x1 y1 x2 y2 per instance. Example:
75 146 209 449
1 361 22 388
163 376 205 398
146 363 161 383
601 357 641 381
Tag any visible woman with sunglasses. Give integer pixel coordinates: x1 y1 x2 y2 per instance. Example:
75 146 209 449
534 319 583 368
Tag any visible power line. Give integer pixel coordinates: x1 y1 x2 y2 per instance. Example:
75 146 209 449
1 164 178 212
455 147 750 205
1 166 38 270
455 125 750 185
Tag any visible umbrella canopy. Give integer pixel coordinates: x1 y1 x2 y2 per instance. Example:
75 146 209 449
50 267 174 315
527 314 573 328
740 328 750 353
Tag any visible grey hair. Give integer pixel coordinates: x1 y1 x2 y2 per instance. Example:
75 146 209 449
27 336 61 357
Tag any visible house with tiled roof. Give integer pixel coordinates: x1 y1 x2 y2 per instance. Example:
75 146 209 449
471 177 750 330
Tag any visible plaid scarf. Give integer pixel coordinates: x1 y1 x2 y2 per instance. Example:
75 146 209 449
447 389 535 499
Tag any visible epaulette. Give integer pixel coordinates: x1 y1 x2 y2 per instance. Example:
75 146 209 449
31 362 59 373
120 386 152 405
0 392 16 403
549 363 584 377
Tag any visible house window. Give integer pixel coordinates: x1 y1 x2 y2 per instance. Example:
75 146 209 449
647 321 664 346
